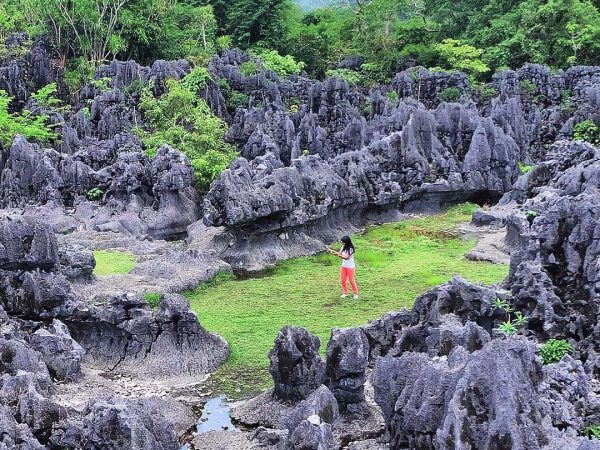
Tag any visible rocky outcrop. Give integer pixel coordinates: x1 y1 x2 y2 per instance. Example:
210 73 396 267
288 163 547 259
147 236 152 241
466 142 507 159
0 216 229 447
64 293 228 378
0 136 199 239
29 319 85 381
325 328 369 409
49 395 180 449
366 139 600 449
269 326 325 403
373 339 591 449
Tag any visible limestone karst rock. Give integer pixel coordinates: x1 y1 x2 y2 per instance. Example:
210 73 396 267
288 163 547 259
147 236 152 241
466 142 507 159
269 326 326 403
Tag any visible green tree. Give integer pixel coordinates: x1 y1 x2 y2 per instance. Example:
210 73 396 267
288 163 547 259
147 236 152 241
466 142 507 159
286 8 350 78
223 0 295 49
135 77 237 191
435 39 489 79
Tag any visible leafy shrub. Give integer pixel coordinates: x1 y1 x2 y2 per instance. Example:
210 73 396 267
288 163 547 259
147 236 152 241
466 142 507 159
325 68 361 85
539 339 572 364
136 78 236 192
254 50 305 77
63 57 96 94
519 162 534 174
434 39 489 80
585 425 600 440
386 91 399 106
573 120 600 145
439 87 461 102
30 83 69 113
86 188 104 201
0 90 57 147
216 35 232 52
144 292 162 309
90 77 112 92
476 84 497 102
181 66 211 93
123 79 146 97
519 79 537 94
239 60 259 76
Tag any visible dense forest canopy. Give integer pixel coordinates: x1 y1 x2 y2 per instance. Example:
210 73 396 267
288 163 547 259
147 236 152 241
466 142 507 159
0 0 599 86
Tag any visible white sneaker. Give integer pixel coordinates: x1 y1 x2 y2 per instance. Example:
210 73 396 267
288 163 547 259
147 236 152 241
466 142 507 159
353 294 359 300
340 294 349 298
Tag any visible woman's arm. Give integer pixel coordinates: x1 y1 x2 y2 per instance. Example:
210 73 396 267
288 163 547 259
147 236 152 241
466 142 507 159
338 248 351 260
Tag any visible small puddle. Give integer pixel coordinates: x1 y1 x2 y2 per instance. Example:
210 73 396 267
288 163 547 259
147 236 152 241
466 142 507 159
197 395 239 434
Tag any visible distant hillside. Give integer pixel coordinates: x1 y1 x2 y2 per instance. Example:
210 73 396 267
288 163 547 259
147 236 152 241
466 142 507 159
294 0 339 11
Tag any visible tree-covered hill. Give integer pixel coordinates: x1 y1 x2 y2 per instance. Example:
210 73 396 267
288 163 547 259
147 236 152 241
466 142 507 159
1 0 599 86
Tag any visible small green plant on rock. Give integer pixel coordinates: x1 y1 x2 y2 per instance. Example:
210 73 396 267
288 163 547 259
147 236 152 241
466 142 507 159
519 79 537 94
585 425 600 440
386 91 399 106
494 298 528 337
539 339 572 364
239 61 259 76
476 84 497 102
439 87 461 102
86 188 104 201
573 120 600 145
30 83 69 113
302 149 310 156
526 209 539 226
123 79 146 97
519 162 534 174
144 292 162 309
90 77 112 92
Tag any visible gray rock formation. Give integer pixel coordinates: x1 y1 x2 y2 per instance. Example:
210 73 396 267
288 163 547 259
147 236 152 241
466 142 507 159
325 328 369 408
269 326 326 403
49 395 180 449
29 319 85 381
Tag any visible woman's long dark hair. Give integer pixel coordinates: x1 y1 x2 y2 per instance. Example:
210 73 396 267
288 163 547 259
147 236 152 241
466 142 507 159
341 235 355 254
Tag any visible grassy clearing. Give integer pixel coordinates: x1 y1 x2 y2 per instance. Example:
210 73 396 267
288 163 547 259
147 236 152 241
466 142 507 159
186 203 509 397
93 250 136 276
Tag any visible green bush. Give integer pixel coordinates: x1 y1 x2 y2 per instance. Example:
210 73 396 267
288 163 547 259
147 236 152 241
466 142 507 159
325 68 361 85
519 163 534 174
123 79 146 97
386 91 399 106
254 50 305 77
573 120 600 145
143 292 162 309
181 66 211 93
136 76 236 192
539 339 572 364
30 83 69 113
0 89 57 147
439 87 461 102
86 188 104 201
493 298 528 337
90 77 112 92
434 39 489 80
519 79 537 94
239 61 259 76
476 85 497 102
585 425 600 440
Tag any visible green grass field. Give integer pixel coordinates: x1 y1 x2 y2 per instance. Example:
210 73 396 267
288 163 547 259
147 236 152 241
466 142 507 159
93 250 136 276
186 203 509 397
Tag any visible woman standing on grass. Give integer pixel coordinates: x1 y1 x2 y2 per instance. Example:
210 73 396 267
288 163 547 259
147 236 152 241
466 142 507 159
329 236 359 299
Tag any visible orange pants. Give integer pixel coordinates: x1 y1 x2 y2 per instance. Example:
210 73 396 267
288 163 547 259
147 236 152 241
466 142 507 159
340 267 359 295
